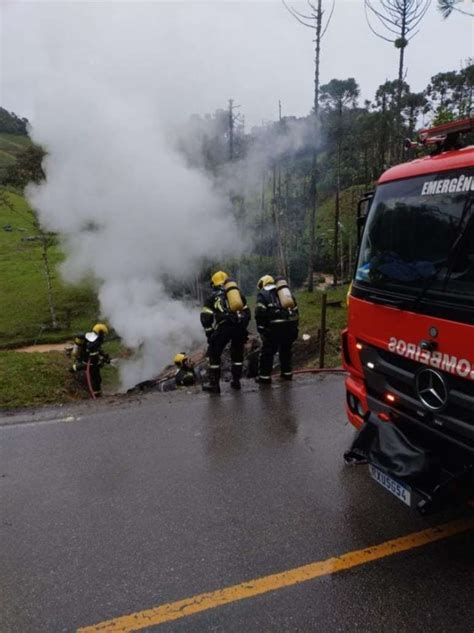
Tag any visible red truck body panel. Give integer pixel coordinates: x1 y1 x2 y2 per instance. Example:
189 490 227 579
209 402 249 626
378 146 474 185
345 137 474 440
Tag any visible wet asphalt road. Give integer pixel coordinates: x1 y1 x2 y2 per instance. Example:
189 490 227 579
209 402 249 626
1 375 473 633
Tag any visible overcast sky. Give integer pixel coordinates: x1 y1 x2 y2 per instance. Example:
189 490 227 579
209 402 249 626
1 1 473 128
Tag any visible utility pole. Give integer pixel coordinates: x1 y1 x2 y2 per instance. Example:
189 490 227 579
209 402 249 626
275 100 288 278
227 98 243 284
228 98 235 161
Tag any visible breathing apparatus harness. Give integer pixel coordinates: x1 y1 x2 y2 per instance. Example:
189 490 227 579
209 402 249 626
259 283 298 325
211 281 246 327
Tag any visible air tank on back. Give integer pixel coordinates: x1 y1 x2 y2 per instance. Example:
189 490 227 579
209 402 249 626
275 277 295 309
224 279 245 312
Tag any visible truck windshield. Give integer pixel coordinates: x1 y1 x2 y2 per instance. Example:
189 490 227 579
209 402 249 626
356 168 474 302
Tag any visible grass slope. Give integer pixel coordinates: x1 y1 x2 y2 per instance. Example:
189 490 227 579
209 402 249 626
295 285 348 368
0 350 120 409
0 351 84 408
315 185 366 264
0 191 99 347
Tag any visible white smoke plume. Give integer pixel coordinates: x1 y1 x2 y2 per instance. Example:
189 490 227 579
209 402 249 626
220 116 319 198
179 113 319 200
3 3 244 389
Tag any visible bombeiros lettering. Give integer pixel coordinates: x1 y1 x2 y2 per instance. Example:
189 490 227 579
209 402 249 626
388 337 474 381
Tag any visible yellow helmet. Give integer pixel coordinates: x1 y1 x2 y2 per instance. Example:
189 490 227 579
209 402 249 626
257 275 275 290
211 270 229 287
92 323 109 335
174 353 188 367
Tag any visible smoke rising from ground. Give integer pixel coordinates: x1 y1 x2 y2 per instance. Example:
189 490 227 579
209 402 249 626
3 3 317 390
4 3 244 389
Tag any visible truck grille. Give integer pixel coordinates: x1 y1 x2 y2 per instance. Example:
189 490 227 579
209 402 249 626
360 344 474 450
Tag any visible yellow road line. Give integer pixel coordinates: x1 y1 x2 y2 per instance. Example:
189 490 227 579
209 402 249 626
78 518 474 633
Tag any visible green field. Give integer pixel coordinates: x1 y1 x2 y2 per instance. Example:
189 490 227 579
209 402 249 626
0 190 99 348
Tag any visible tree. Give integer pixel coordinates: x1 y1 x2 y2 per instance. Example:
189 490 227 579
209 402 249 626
282 0 335 291
459 61 474 117
0 107 28 135
438 0 474 18
320 78 360 285
373 79 408 168
402 90 428 139
365 0 431 158
3 145 46 188
426 62 474 121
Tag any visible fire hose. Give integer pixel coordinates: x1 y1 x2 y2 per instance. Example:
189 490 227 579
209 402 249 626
149 364 346 390
85 359 97 400
289 367 346 375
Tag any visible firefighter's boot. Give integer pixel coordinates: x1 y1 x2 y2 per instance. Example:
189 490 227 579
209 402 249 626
202 366 221 394
230 363 243 390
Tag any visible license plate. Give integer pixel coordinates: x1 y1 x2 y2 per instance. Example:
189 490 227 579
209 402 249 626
369 465 412 506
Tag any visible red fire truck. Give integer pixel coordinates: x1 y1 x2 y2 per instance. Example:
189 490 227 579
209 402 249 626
343 118 474 514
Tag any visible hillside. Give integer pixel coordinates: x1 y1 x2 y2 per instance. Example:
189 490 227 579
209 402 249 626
307 184 366 280
0 190 98 347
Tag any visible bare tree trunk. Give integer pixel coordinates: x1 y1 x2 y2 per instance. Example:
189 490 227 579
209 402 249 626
340 227 344 283
333 178 340 287
313 0 322 114
349 233 353 279
395 7 407 161
277 101 288 279
307 155 317 291
40 234 58 328
228 98 234 161
272 164 287 277
333 104 343 287
285 170 291 281
307 0 323 292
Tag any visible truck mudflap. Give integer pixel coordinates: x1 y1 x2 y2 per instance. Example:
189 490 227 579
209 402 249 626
345 414 474 515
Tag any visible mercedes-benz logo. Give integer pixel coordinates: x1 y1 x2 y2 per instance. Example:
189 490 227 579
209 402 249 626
415 369 448 411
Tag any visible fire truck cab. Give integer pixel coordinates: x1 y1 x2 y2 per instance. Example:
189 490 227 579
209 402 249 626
343 118 474 514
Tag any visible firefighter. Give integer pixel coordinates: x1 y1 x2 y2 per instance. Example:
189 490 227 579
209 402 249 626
173 353 197 387
200 270 251 393
71 323 110 398
70 333 88 372
255 275 299 384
